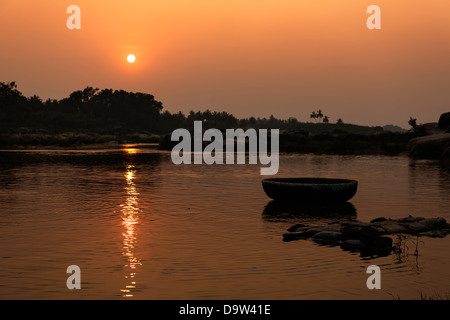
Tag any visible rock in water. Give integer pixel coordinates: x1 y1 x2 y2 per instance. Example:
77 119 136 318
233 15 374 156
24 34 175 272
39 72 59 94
377 221 408 234
341 239 364 249
395 216 424 223
341 226 363 240
341 221 372 228
408 217 446 232
283 216 449 249
311 231 342 241
287 224 307 232
407 133 450 159
421 230 447 238
303 228 323 237
283 231 306 242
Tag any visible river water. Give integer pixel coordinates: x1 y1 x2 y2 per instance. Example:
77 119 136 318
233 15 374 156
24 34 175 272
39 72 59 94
0 145 449 299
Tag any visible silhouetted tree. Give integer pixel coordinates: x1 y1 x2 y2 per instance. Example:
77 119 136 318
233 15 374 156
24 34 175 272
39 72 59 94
311 109 326 123
317 109 323 122
408 117 425 134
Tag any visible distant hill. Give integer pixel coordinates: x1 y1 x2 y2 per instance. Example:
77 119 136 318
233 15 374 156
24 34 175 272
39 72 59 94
382 125 407 133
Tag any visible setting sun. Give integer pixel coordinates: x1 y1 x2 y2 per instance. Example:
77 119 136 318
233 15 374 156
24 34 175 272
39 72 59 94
127 54 136 63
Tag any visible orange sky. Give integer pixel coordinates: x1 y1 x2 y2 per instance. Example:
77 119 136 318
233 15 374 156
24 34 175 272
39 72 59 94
1 0 450 127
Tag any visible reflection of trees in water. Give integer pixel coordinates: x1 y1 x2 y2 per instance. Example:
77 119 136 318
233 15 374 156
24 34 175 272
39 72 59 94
392 234 423 273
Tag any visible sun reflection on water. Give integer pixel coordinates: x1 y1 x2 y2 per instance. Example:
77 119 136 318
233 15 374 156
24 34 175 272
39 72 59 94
120 162 142 298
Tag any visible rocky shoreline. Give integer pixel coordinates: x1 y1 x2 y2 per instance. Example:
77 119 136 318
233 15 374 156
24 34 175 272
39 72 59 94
283 216 449 253
407 112 450 161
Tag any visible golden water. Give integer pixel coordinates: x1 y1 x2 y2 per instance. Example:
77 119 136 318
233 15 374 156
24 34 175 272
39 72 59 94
0 146 449 299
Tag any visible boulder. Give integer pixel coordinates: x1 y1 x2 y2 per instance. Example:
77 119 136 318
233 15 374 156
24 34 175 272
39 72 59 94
341 221 372 228
377 221 408 234
422 122 444 135
287 224 307 232
421 230 447 238
318 224 342 232
438 112 450 130
283 216 450 249
408 217 446 232
395 216 424 223
303 228 323 237
341 239 364 249
360 225 385 237
407 133 450 159
341 226 363 240
408 221 432 232
283 231 307 241
311 231 342 241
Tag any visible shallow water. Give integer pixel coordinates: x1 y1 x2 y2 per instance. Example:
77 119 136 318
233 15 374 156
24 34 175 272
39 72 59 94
0 146 450 299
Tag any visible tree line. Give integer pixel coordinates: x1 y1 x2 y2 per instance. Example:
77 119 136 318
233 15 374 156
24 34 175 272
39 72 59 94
0 82 381 135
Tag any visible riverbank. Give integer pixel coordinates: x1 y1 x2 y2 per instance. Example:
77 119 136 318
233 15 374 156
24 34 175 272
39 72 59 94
0 131 161 149
158 130 418 156
278 131 415 155
0 130 420 156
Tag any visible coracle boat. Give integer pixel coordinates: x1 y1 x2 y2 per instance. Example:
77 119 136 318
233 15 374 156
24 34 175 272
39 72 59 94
262 178 358 203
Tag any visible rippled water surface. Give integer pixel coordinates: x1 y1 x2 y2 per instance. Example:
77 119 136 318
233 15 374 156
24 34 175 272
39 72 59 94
1 145 450 299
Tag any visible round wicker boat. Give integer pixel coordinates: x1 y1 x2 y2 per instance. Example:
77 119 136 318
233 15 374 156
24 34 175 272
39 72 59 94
262 178 358 203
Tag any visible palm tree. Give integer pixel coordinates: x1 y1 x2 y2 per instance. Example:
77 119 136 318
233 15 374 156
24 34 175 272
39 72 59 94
317 109 323 122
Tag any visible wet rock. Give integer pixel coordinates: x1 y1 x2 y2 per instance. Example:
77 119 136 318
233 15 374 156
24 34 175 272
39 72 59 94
287 224 307 232
408 221 428 232
420 230 447 238
341 221 372 228
377 221 408 234
360 225 385 238
442 223 450 233
283 231 307 242
303 228 323 237
341 226 363 240
341 239 365 249
311 231 342 241
319 224 342 232
424 217 447 229
408 217 446 232
283 216 450 248
395 215 424 223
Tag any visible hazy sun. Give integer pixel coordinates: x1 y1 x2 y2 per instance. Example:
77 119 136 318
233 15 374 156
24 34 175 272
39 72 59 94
127 54 136 63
